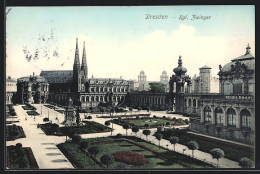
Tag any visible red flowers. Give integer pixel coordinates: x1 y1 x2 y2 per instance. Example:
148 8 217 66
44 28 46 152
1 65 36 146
113 151 148 165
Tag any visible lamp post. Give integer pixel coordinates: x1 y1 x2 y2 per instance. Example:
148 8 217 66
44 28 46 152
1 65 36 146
65 124 68 142
41 106 42 117
48 109 49 119
33 108 36 120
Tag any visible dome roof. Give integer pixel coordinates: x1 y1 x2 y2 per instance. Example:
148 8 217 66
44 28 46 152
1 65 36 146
140 70 145 74
221 44 255 72
162 70 167 74
173 55 187 76
200 65 211 69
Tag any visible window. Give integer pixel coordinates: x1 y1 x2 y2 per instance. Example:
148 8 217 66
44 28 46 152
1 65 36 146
204 106 211 123
227 108 236 126
240 109 251 129
215 107 223 125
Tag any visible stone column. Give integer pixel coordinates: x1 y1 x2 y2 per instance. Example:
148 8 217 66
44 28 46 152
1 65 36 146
235 107 241 129
211 107 215 124
200 108 204 123
223 107 227 126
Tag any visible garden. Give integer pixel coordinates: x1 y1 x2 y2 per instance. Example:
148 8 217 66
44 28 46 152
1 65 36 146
155 129 255 163
6 124 26 141
26 111 40 116
57 136 214 169
7 143 39 169
111 116 188 128
22 104 36 111
7 104 17 116
40 121 112 136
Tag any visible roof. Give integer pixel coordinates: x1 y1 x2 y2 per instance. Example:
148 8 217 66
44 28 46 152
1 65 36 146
200 65 211 69
40 70 73 83
231 53 254 62
88 78 129 85
222 58 255 72
18 75 47 82
6 78 16 83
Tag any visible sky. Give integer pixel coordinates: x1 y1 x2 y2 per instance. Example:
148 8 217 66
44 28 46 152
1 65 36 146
6 5 255 81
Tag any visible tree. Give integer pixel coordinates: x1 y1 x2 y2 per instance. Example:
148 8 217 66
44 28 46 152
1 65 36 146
116 133 122 138
87 116 92 121
149 83 165 93
143 129 151 141
155 133 163 147
132 126 139 136
100 154 114 167
68 131 76 139
239 157 254 168
72 135 82 154
129 107 133 116
88 146 100 157
169 136 179 151
43 117 49 123
144 124 149 129
105 121 110 126
76 108 80 126
138 107 142 113
187 141 199 158
210 148 225 168
80 141 89 161
16 143 22 149
123 124 130 136
100 107 105 116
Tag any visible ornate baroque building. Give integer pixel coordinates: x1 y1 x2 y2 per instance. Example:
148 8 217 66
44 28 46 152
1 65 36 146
40 38 130 108
189 44 255 144
16 73 49 104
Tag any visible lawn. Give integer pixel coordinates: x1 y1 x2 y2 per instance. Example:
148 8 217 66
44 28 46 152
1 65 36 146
7 146 39 169
157 130 254 162
41 121 112 135
6 125 26 141
26 111 40 116
22 106 31 110
44 105 59 110
57 136 213 169
111 117 187 128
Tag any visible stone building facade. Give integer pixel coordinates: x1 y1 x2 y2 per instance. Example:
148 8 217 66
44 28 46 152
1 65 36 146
6 76 17 104
16 73 49 104
189 44 255 144
40 38 130 108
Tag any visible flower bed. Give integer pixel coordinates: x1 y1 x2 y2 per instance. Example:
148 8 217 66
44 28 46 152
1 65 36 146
25 148 39 169
6 125 26 141
22 106 31 110
113 151 148 165
57 144 84 168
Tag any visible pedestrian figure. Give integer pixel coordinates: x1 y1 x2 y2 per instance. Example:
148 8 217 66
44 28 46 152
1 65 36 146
25 117 27 121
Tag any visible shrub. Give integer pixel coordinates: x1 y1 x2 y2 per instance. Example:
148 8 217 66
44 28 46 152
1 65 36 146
43 117 49 122
116 133 122 138
88 146 100 157
163 116 166 119
113 151 148 165
100 154 114 167
16 143 22 148
239 157 254 168
72 135 82 144
169 136 179 151
68 131 76 139
153 115 157 118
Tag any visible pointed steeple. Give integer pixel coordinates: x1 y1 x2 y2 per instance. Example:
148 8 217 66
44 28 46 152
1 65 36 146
73 38 80 70
81 42 87 70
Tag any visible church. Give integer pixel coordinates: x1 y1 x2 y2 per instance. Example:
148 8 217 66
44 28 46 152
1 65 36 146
40 38 130 108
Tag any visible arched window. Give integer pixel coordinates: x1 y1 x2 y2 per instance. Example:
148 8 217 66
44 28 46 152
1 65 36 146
96 87 99 92
193 99 196 107
204 106 211 123
227 108 236 126
117 96 121 102
91 96 94 102
86 96 89 102
100 96 103 102
100 87 103 92
81 96 85 102
240 109 251 129
215 107 223 125
188 99 192 107
96 96 99 102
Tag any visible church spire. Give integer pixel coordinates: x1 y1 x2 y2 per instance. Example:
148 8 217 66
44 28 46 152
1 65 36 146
81 42 87 70
74 38 80 70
